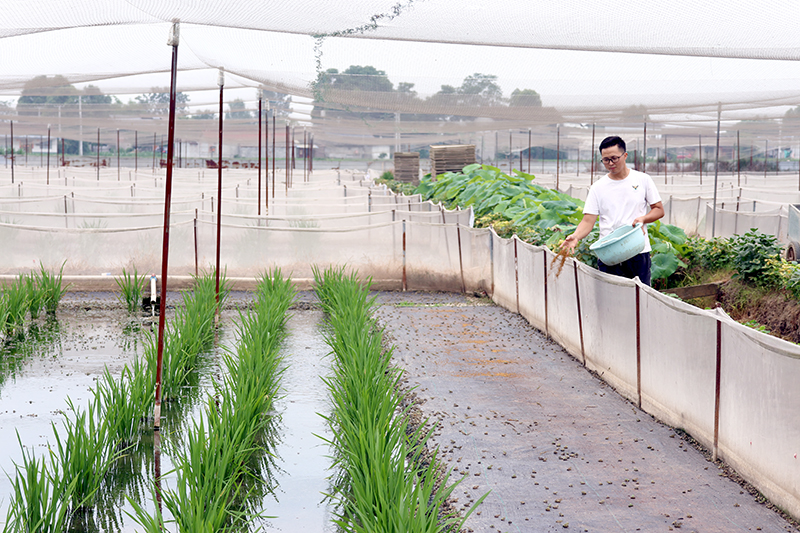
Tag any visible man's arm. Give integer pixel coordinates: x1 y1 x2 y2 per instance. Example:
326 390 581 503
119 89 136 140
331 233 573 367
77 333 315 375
560 213 598 253
633 201 665 226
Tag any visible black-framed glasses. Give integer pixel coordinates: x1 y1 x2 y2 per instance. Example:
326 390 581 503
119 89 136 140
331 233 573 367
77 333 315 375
601 154 625 165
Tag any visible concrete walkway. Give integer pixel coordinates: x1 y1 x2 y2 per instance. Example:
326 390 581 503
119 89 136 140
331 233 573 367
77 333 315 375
375 292 797 533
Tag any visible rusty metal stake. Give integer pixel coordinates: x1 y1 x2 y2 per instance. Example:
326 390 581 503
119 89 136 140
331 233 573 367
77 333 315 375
514 237 520 313
573 261 585 365
215 68 224 311
402 220 407 291
154 22 180 430
457 225 466 294
636 284 642 408
712 318 722 461
543 250 549 337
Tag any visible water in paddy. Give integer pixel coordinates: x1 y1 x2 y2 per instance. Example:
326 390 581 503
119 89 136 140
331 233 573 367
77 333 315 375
0 307 334 532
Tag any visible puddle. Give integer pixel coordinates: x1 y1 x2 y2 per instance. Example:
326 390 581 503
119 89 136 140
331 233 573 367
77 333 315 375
0 307 335 532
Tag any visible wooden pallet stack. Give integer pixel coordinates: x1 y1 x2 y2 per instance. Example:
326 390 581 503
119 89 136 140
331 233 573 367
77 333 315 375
393 152 420 184
430 144 476 178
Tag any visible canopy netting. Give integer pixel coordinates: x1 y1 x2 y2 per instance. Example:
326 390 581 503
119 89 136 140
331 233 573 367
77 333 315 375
4 0 800 157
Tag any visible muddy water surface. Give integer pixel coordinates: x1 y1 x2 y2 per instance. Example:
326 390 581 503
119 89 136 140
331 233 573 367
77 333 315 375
0 302 335 532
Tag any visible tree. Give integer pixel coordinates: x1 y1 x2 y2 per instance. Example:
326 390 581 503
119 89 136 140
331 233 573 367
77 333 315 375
620 104 650 124
260 89 292 119
397 82 417 98
459 73 503 106
135 87 189 115
225 99 253 120
191 110 217 120
312 65 395 121
509 88 542 107
17 75 79 116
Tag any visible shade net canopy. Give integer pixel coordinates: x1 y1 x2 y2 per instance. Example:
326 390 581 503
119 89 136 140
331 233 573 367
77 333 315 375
4 0 800 155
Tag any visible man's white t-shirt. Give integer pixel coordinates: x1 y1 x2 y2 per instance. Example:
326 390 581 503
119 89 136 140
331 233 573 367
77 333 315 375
583 169 662 254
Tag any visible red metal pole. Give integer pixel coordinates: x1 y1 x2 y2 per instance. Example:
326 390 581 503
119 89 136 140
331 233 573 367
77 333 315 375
265 103 269 212
154 22 180 430
46 126 51 185
285 123 289 193
590 123 596 184
215 69 224 308
10 120 13 184
257 93 262 217
272 113 276 199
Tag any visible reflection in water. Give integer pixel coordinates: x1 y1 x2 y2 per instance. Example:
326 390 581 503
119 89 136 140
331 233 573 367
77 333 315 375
0 318 63 391
1 309 335 533
259 310 335 533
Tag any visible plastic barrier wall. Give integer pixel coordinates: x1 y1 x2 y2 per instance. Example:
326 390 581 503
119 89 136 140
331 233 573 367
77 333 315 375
486 233 800 522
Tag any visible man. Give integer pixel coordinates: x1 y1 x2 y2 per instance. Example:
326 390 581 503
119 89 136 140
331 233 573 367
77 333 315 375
560 136 664 286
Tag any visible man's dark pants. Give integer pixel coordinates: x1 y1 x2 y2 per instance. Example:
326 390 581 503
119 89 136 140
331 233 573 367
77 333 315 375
597 252 652 286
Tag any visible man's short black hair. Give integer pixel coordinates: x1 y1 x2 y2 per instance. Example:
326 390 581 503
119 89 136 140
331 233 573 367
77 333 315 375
599 136 626 153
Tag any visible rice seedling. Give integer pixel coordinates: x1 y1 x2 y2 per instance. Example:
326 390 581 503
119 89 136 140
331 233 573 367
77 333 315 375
50 396 122 511
4 434 77 533
129 268 294 532
4 274 30 330
39 261 69 315
25 271 44 320
115 266 146 313
316 266 487 532
95 364 155 448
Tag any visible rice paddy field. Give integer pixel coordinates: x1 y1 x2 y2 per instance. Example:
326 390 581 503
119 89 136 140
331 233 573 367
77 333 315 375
0 275 797 532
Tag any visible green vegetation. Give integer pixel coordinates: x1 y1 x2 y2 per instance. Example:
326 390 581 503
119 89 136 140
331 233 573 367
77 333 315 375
4 435 77 533
129 268 294 531
38 261 68 315
5 269 229 532
314 266 485 532
115 267 146 313
416 164 688 281
375 170 417 196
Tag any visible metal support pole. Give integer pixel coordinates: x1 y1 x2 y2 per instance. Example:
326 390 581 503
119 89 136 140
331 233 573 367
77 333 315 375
257 90 262 217
10 120 14 184
711 104 722 238
574 261 585 365
590 123 596 184
272 114 276 199
527 128 532 173
265 102 270 211
699 134 703 185
514 238 519 312
46 126 51 185
117 129 120 181
712 318 722 462
402 220 407 291
135 130 138 173
642 121 647 174
154 22 180 430
636 284 642 408
215 68 225 310
737 130 741 187
96 128 100 180
285 123 289 193
457 225 466 294
556 125 560 190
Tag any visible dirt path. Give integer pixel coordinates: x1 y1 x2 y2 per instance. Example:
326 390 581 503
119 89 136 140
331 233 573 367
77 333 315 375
375 292 798 533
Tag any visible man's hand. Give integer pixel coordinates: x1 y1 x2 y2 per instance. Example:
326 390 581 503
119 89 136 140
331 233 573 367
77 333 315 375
632 216 647 233
560 234 579 253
